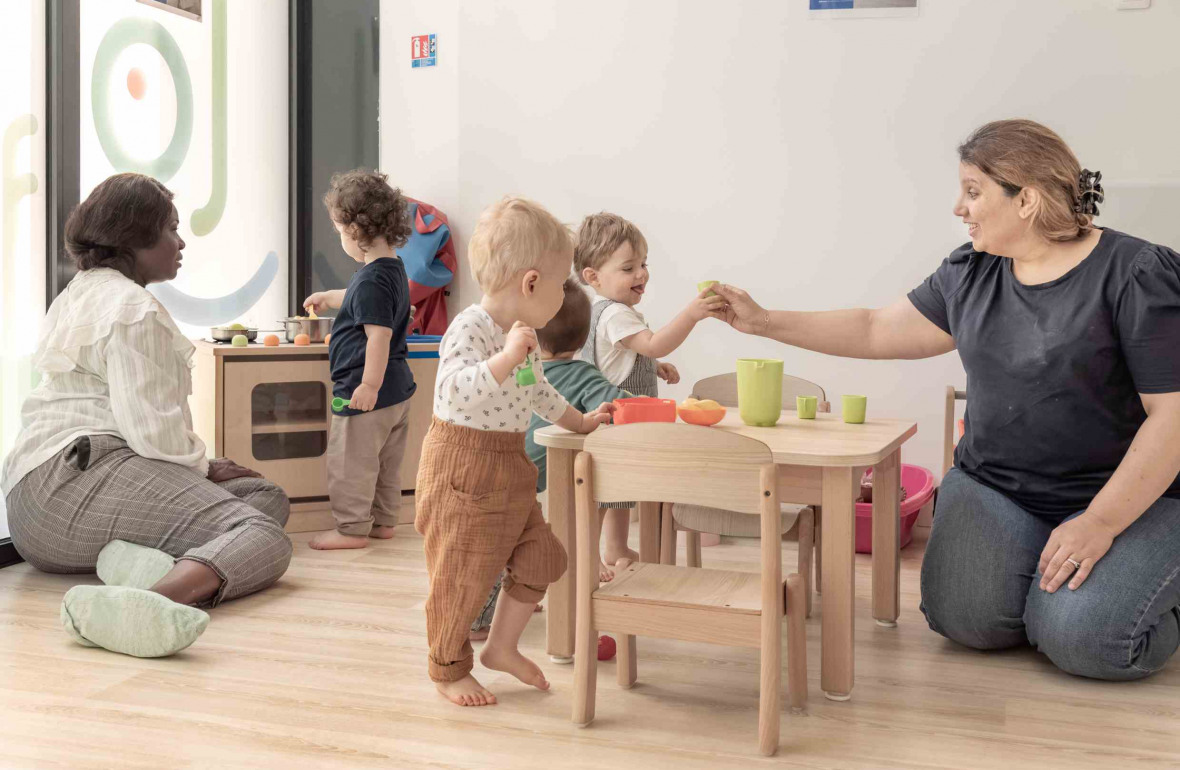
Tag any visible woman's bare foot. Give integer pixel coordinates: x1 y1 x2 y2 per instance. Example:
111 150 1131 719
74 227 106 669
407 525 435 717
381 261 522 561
436 674 497 706
480 645 550 691
369 525 397 540
309 531 369 550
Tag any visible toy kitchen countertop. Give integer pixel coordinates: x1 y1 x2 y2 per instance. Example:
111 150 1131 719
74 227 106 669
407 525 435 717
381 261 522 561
194 334 443 357
189 335 441 533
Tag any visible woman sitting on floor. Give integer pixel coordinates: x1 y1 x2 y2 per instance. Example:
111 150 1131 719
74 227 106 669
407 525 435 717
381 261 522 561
1 173 294 657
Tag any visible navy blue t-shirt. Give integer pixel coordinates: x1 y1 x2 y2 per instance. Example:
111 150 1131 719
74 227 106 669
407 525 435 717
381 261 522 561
908 228 1180 519
329 258 415 416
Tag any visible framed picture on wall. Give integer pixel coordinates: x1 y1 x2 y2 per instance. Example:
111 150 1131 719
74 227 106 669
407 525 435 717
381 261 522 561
136 0 202 22
809 0 918 18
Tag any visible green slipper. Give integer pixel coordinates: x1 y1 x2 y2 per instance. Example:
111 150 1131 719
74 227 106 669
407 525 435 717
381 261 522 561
60 585 209 658
96 540 176 590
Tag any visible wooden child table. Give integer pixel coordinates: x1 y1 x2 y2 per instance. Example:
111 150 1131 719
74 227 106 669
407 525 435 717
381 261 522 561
535 411 917 701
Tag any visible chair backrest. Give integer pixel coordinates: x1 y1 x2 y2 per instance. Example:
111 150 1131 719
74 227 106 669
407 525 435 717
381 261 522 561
691 372 826 409
943 386 967 477
580 423 772 514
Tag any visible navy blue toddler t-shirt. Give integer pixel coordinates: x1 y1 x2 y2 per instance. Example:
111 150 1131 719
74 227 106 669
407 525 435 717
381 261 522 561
328 257 416 416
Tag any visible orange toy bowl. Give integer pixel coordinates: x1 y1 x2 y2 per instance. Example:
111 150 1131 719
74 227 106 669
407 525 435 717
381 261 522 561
678 406 726 426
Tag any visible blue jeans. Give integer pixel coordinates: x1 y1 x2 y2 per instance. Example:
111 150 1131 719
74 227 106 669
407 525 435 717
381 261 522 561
920 469 1180 680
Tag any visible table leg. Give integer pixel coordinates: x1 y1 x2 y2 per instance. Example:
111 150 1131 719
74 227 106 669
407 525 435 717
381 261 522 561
872 449 902 627
639 502 662 563
547 448 576 663
821 466 857 701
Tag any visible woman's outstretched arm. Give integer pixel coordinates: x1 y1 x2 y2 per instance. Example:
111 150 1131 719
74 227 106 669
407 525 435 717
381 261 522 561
711 284 955 360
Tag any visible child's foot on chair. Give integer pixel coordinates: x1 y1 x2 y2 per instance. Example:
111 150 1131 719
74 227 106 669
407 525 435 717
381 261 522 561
309 531 369 550
480 645 550 691
369 525 397 540
598 560 616 582
437 674 497 706
605 546 639 568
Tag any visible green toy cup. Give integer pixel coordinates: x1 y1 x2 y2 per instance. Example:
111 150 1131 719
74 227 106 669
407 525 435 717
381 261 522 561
842 395 867 424
736 358 783 426
796 395 817 419
331 396 348 412
515 355 538 387
697 280 720 297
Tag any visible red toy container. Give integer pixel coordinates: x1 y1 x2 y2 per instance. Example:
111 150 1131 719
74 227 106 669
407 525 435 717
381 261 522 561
854 464 934 554
612 397 677 425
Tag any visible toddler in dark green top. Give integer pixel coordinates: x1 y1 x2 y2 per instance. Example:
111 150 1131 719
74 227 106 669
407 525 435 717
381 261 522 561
525 280 631 490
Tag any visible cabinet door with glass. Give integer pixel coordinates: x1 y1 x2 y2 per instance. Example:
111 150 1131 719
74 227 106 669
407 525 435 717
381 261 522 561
222 359 333 499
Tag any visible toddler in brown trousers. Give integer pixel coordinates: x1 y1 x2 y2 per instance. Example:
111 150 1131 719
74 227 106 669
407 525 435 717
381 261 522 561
416 197 611 707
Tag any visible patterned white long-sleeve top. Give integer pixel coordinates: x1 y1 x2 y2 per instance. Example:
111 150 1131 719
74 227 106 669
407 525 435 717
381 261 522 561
1 268 208 496
434 305 570 432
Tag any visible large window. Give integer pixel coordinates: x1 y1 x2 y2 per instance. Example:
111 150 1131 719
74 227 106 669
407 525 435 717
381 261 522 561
0 0 47 545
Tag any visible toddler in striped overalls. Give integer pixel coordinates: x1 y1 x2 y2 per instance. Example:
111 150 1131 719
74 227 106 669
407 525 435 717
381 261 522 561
574 212 724 574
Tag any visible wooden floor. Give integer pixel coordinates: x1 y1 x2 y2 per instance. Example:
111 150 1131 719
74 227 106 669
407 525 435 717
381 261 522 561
1 526 1178 769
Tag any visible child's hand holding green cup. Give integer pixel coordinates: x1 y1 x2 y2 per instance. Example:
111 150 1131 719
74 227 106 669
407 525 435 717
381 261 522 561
698 280 720 297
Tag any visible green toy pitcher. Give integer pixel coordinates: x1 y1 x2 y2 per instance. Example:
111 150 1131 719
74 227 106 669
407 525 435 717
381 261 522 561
737 358 784 426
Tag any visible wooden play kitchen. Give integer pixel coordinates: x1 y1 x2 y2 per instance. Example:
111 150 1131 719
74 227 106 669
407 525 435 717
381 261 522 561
189 335 440 532
536 372 916 702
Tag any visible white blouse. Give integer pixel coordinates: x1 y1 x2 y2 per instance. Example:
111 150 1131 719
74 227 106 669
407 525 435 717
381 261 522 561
0 268 208 497
434 305 570 432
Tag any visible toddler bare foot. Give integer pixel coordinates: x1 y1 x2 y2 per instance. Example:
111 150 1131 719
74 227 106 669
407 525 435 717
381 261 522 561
599 560 615 582
369 525 397 540
480 645 550 691
436 674 497 706
605 546 639 568
309 531 369 550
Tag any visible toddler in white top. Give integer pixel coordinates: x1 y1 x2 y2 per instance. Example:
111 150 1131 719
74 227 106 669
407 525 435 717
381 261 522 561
415 196 611 708
575 212 723 571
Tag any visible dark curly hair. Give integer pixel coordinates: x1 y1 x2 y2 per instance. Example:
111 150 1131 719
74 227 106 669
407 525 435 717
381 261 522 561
322 169 412 250
65 173 176 278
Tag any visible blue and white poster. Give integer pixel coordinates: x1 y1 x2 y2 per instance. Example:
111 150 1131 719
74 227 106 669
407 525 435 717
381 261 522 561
810 0 918 17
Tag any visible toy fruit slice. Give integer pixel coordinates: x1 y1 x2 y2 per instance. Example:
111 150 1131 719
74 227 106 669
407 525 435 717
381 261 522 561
678 405 726 426
694 399 722 411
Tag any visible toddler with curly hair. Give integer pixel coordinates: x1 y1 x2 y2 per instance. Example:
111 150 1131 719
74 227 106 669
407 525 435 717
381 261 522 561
303 169 417 550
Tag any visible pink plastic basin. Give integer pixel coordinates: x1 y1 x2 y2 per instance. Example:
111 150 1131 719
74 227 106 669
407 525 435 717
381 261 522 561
854 464 934 554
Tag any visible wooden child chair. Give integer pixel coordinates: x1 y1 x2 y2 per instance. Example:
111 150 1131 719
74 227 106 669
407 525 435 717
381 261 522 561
572 423 807 756
943 386 968 477
667 372 830 615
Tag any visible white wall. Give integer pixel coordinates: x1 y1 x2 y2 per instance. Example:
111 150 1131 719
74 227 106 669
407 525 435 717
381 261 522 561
381 0 1180 476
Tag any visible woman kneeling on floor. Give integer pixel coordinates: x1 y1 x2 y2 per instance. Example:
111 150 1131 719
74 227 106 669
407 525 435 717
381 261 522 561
713 119 1180 681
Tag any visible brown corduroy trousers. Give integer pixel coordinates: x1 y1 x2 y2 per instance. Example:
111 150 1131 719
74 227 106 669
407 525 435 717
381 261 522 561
415 418 567 682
